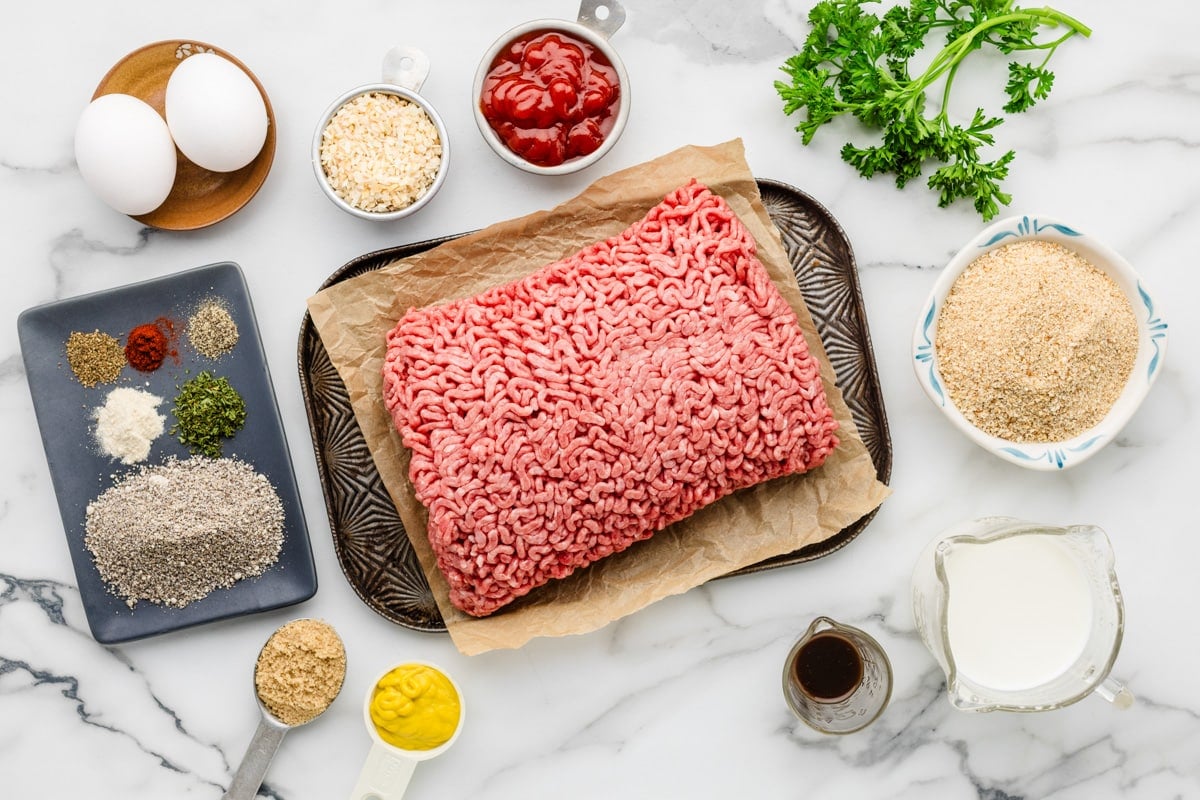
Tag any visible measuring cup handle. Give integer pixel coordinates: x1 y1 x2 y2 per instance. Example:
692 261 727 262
1094 676 1135 709
577 0 627 39
349 742 418 800
222 717 289 800
381 46 430 92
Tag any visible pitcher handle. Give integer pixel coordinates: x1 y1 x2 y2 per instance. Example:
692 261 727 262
1094 676 1134 709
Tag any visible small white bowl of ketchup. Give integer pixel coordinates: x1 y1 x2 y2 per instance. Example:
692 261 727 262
473 0 631 175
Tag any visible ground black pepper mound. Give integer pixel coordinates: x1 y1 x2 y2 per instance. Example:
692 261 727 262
84 457 284 608
188 299 239 359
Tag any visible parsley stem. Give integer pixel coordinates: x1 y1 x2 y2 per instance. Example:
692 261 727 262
940 61 961 121
917 9 1091 96
916 11 1074 120
1022 29 1080 53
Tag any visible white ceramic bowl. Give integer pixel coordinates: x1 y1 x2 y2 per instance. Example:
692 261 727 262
472 5 630 176
912 215 1168 471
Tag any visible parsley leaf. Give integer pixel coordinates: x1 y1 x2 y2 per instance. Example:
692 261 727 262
775 0 1090 219
1004 62 1056 113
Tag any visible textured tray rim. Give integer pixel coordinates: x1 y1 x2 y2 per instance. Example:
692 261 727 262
298 178 892 632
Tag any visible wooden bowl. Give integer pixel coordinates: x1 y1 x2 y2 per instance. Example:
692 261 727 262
92 40 276 230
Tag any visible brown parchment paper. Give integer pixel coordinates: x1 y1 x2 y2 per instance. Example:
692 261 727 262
307 140 891 655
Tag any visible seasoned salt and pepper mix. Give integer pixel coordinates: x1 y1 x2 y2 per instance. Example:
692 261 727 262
13 3 1171 796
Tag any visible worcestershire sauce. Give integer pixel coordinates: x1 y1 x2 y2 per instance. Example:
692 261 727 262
793 633 863 702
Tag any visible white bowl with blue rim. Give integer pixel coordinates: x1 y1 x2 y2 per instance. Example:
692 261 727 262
912 215 1168 471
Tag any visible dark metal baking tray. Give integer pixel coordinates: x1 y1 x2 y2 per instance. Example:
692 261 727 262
298 179 891 632
18 262 317 644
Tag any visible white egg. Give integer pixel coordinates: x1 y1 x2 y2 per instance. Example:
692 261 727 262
74 94 177 216
166 53 268 173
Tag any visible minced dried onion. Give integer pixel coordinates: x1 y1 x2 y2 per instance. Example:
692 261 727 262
319 91 442 213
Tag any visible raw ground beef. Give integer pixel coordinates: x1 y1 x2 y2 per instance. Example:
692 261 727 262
382 180 839 617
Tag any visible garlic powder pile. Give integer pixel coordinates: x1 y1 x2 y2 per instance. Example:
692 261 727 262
93 386 165 464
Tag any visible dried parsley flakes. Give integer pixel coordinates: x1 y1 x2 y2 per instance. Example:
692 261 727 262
171 371 247 458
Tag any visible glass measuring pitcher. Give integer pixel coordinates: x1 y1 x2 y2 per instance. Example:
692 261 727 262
911 517 1133 712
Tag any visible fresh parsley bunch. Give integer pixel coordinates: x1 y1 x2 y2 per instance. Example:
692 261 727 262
775 0 1090 219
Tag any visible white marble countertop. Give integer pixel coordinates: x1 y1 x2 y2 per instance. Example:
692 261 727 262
3 0 1198 797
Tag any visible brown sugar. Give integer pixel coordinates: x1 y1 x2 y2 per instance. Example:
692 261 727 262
935 240 1138 443
254 619 346 726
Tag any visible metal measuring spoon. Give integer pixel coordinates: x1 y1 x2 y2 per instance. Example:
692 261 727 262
222 619 347 800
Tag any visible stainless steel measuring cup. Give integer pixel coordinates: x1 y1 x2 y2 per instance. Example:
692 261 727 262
312 45 450 220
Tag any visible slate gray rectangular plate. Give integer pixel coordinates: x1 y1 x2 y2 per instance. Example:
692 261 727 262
18 262 316 644
298 179 892 632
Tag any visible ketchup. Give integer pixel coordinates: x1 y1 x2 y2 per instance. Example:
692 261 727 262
480 30 620 168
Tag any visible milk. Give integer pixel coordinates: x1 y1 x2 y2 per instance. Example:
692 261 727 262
943 532 1094 691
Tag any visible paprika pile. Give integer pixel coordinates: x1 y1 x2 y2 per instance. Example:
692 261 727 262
124 317 177 372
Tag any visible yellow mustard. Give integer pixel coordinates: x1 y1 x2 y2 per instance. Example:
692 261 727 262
369 663 461 751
